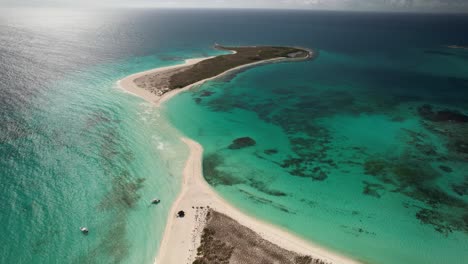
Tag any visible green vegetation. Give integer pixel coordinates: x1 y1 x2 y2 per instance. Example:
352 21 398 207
169 45 310 89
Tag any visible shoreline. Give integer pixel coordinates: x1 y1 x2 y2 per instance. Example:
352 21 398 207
118 46 313 107
117 57 214 105
154 137 361 264
118 48 361 263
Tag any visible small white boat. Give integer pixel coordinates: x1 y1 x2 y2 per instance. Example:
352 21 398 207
80 227 89 234
151 199 161 204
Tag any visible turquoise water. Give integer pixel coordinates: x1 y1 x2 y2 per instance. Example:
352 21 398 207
165 49 468 263
2 8 468 264
0 9 224 261
0 55 193 263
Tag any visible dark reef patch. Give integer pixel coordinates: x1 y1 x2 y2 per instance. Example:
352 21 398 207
402 128 438 156
300 198 318 208
312 170 328 181
239 189 293 214
279 121 336 180
418 104 468 123
98 172 145 210
84 110 114 130
200 90 215 97
280 158 328 181
364 159 440 189
204 88 377 184
228 137 256 150
419 110 468 160
82 119 142 263
248 178 287 197
77 220 130 263
203 151 286 196
415 208 468 236
364 159 388 177
393 163 439 188
454 140 468 155
439 165 453 173
203 153 244 186
408 186 466 209
451 177 468 196
362 181 385 198
264 148 278 155
340 225 376 237
363 158 468 235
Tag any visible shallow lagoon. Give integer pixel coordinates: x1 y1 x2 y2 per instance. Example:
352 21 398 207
165 48 468 263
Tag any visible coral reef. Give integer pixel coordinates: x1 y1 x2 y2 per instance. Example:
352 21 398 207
228 137 256 150
203 154 244 186
418 104 468 123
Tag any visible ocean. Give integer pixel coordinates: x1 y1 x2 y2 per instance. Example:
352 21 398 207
1 7 467 264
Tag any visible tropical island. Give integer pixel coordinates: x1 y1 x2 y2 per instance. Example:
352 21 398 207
119 45 312 105
447 45 468 50
119 45 360 264
168 45 310 89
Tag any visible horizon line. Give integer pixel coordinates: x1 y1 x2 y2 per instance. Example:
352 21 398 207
2 6 467 15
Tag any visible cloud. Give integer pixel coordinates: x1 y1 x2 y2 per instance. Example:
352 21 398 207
273 0 468 11
1 0 467 12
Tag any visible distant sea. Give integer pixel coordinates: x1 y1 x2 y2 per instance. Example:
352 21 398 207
1 8 467 264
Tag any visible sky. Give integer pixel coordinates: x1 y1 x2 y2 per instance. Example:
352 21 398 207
2 0 468 13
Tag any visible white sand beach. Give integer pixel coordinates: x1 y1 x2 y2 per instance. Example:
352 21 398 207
118 57 213 105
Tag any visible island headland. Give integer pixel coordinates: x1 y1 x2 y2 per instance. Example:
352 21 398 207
447 45 468 50
119 45 360 264
119 45 313 106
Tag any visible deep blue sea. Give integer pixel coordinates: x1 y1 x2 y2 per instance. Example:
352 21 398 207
1 8 467 264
